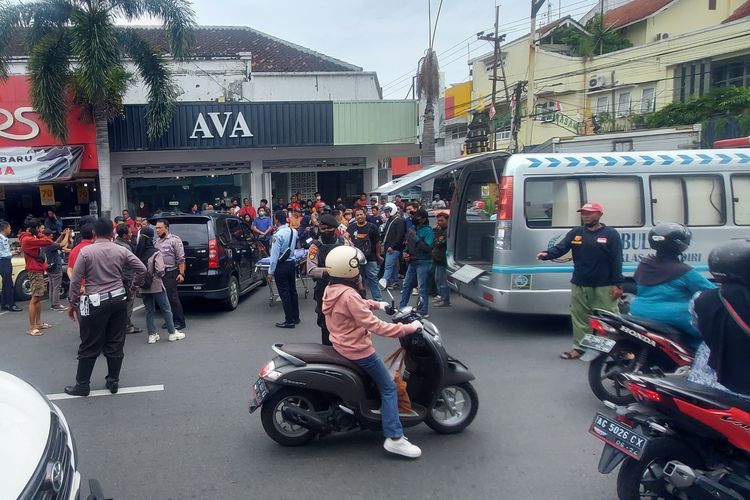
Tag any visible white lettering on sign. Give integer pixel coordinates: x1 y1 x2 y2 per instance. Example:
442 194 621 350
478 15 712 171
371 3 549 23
189 111 253 139
0 107 41 141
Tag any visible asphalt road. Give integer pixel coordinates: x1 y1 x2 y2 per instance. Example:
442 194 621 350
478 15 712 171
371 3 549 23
1 285 618 500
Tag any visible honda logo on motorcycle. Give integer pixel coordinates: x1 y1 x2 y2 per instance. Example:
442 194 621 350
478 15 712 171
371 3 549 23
619 325 657 346
0 107 41 141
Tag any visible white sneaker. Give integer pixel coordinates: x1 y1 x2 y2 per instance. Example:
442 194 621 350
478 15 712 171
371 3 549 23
383 437 422 458
411 288 418 296
168 330 186 342
148 333 160 344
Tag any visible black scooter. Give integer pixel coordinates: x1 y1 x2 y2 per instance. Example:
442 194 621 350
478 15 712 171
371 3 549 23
248 287 478 446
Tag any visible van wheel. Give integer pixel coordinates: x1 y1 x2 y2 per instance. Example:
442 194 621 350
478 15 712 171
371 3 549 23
222 275 240 310
14 271 31 302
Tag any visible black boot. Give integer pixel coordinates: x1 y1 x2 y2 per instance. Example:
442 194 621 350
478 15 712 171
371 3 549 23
64 357 96 396
105 357 123 394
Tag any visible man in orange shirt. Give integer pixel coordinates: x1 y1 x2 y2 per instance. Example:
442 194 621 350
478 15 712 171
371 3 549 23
19 218 54 336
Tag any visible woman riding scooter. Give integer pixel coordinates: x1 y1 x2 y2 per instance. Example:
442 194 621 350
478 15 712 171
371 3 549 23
630 222 715 348
689 239 750 396
321 245 424 458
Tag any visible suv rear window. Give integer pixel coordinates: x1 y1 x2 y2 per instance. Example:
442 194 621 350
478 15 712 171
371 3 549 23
164 221 209 247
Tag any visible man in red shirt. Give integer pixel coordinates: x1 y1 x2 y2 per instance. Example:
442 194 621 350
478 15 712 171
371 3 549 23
238 198 257 219
122 209 138 235
353 193 368 209
67 220 95 282
313 192 326 211
19 218 54 336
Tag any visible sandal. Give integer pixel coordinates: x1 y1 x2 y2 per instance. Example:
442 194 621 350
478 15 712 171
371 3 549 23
37 323 52 329
560 349 584 360
26 329 43 336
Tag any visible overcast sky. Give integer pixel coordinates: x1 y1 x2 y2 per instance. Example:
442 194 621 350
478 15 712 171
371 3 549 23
178 0 610 98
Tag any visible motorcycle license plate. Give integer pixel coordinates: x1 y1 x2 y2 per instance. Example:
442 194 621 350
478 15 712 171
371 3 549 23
580 334 616 353
590 413 649 459
249 378 269 412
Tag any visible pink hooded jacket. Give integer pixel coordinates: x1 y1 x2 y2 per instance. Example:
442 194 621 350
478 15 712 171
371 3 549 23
322 283 417 360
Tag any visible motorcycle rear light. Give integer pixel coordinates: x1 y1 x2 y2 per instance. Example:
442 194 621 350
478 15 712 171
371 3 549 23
259 360 275 378
208 239 220 269
589 318 616 335
627 382 662 403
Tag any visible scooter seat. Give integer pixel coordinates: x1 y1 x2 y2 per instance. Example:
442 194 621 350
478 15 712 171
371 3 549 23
624 315 689 342
654 375 750 415
278 343 368 376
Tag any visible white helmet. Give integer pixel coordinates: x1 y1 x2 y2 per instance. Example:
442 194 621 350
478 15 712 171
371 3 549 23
384 202 398 214
325 246 366 279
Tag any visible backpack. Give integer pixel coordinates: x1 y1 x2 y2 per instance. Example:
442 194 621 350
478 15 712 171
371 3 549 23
140 253 156 289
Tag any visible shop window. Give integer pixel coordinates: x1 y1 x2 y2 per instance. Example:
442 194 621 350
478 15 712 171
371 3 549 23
712 57 750 89
640 88 655 114
449 125 468 140
407 156 421 165
525 176 643 228
290 171 317 201
732 175 750 225
651 175 725 226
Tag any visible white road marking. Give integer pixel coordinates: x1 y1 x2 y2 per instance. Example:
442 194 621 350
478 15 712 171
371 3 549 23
0 311 7 317
47 384 164 400
133 304 144 311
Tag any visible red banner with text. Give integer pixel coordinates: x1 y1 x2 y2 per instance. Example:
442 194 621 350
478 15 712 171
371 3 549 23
0 76 98 171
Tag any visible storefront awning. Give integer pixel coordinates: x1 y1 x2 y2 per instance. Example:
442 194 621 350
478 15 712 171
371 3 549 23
373 151 508 195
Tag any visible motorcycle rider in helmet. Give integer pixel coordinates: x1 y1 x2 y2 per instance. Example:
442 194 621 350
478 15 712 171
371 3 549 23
630 222 715 347
688 239 750 396
321 245 424 458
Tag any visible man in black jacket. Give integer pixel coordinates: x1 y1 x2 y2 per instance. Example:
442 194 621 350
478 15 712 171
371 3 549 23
114 223 141 334
537 202 623 359
381 203 406 289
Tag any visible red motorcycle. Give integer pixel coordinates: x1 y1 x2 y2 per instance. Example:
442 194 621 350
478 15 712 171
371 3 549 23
582 309 696 405
590 372 750 500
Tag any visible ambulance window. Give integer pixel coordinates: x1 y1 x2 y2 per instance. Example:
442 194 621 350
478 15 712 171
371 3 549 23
583 177 644 227
651 175 725 226
732 175 750 225
525 178 581 228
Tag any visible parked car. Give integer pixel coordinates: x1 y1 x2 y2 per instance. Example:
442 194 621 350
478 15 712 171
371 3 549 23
149 213 265 310
0 369 106 499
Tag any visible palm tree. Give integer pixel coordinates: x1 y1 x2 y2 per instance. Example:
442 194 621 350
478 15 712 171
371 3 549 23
0 0 195 217
416 49 439 169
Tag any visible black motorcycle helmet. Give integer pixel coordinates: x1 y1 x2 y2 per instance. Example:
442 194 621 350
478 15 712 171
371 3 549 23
648 222 692 254
708 239 750 285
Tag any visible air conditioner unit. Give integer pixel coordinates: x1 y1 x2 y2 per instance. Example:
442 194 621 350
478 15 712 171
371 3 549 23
656 33 669 41
588 75 606 90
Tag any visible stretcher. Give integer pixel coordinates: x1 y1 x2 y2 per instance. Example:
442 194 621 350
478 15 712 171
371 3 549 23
255 249 310 306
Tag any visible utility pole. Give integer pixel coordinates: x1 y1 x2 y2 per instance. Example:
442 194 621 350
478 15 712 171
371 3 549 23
510 81 526 153
525 0 546 149
478 6 507 151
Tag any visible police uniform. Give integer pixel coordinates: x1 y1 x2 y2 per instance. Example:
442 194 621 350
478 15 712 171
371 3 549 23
66 238 146 395
270 223 299 326
307 232 347 345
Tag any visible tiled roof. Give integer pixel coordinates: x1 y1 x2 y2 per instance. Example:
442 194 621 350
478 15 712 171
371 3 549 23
6 25 361 73
604 0 678 29
539 15 573 36
724 0 750 23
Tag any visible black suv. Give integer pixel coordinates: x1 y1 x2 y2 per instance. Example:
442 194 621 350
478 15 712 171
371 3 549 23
150 213 265 310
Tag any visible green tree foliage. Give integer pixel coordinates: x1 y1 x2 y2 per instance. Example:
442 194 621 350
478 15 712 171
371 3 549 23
645 86 750 128
0 0 195 141
552 15 632 58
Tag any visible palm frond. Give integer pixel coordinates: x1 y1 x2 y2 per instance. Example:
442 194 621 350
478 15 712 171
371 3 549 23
119 29 177 139
23 0 74 46
0 1 26 79
112 0 195 60
27 29 71 140
69 5 120 104
416 49 440 103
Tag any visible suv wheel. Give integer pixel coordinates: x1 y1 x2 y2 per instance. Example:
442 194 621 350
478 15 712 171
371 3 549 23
222 275 240 310
14 271 31 302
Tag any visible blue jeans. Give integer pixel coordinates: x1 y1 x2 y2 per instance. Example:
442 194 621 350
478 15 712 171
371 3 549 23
434 264 450 304
400 261 431 315
383 250 401 286
362 261 383 301
353 353 403 438
142 290 176 334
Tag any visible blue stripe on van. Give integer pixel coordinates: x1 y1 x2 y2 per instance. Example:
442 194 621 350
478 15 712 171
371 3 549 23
491 264 709 274
524 153 750 169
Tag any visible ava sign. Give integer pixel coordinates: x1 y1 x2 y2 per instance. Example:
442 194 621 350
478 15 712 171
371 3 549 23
190 112 253 140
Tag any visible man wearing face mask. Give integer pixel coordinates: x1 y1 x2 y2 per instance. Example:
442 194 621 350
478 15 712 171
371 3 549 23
307 214 349 345
537 202 623 359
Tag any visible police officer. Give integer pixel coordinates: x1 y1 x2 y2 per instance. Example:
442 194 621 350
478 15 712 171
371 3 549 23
65 217 147 396
307 214 349 345
268 210 299 328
